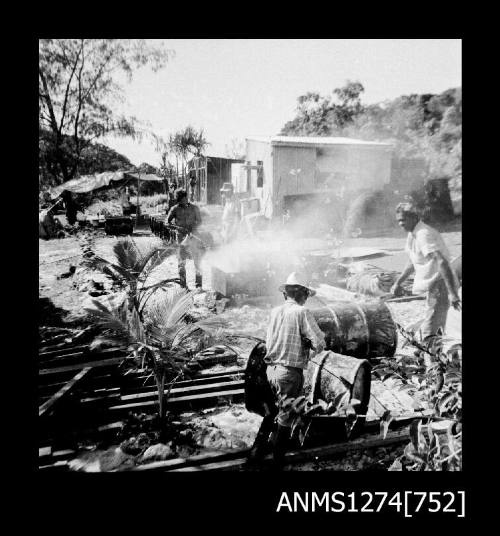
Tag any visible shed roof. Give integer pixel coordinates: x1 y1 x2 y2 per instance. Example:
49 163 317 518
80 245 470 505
246 136 392 148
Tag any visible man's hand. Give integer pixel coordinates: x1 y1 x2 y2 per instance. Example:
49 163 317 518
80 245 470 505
390 282 404 297
450 294 462 311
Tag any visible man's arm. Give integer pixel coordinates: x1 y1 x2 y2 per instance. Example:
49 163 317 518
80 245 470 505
391 259 415 296
194 205 201 228
301 310 326 353
430 250 461 310
167 206 176 224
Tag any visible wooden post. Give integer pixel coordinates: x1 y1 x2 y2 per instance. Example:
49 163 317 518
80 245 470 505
136 173 140 227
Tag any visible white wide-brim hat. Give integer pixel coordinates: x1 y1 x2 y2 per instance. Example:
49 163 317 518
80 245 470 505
278 272 316 296
220 182 234 192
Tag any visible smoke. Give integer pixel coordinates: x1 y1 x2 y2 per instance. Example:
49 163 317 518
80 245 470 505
203 229 303 275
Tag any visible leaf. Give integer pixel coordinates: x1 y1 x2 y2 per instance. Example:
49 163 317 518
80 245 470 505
379 409 393 439
291 396 308 414
298 420 313 447
404 442 426 464
409 420 419 450
316 399 329 412
345 406 358 438
388 458 403 471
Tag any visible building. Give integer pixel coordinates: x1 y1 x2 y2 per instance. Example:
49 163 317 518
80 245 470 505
231 136 393 219
187 155 244 205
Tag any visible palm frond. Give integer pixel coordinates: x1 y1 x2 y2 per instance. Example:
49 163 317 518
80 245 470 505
144 289 194 343
113 238 140 273
171 317 229 348
129 306 145 343
87 255 133 282
136 246 177 280
84 300 137 345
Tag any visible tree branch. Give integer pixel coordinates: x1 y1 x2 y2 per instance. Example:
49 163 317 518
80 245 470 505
58 42 83 136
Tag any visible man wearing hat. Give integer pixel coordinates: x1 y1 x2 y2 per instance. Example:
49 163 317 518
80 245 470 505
391 202 461 352
263 272 325 466
220 182 240 243
167 189 203 289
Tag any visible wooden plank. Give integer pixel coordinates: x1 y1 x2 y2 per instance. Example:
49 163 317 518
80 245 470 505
128 449 246 472
39 348 124 366
119 380 245 403
384 295 425 303
108 388 245 413
120 372 245 395
77 379 245 406
130 414 430 472
39 356 125 376
171 430 410 471
39 367 92 418
39 344 89 359
39 446 52 458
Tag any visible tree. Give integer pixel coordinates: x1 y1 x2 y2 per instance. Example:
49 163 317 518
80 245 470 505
39 39 173 185
167 126 209 189
280 81 365 136
225 138 246 160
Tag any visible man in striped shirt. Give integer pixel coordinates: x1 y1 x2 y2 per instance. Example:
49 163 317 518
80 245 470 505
264 272 325 466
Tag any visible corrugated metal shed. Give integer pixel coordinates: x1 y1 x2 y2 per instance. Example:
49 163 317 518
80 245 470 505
246 136 392 147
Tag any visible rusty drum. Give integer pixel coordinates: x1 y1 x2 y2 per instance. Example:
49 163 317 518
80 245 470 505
305 296 398 359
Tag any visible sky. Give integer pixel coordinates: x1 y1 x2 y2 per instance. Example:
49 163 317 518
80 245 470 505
102 39 462 167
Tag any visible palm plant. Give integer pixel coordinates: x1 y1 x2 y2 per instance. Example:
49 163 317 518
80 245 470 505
86 238 178 317
85 288 229 432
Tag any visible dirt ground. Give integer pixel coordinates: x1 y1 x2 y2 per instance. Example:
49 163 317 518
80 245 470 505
39 211 461 471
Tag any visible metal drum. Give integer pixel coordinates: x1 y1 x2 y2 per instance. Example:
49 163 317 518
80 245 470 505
303 351 371 418
305 296 397 359
244 345 370 418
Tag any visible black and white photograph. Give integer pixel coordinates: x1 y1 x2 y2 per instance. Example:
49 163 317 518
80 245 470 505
38 39 462 488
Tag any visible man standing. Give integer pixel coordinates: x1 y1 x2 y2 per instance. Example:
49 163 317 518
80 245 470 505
263 272 325 466
120 186 132 216
167 189 203 289
391 203 461 348
220 183 240 243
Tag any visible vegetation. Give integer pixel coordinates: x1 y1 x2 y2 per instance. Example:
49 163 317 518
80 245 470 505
385 325 462 471
281 81 462 196
86 238 177 317
39 39 173 187
84 238 228 433
224 138 246 160
156 127 209 188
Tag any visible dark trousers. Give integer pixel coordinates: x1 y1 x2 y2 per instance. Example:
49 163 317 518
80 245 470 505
178 243 202 288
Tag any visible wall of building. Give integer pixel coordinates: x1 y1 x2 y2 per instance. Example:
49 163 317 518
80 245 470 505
316 145 392 192
244 140 274 217
207 157 244 204
243 140 392 218
272 145 316 217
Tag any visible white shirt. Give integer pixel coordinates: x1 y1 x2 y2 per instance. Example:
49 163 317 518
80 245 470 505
405 221 451 294
222 199 240 223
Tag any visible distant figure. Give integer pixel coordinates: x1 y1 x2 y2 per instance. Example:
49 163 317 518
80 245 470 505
62 191 78 226
391 202 460 349
120 186 132 216
167 189 203 289
189 170 197 202
220 183 240 243
39 200 63 239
